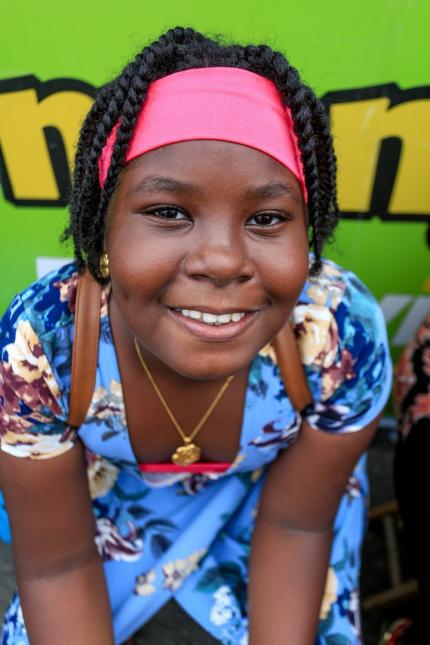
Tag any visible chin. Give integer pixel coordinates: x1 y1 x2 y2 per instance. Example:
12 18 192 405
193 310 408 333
169 355 247 381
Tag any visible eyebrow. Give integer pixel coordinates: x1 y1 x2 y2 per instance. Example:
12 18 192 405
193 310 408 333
246 181 301 202
126 175 301 203
126 175 202 197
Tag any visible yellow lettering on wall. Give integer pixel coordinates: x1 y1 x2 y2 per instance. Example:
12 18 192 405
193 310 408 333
0 87 92 200
385 100 429 214
331 95 430 215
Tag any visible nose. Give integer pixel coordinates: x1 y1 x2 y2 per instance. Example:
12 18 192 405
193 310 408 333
183 227 255 287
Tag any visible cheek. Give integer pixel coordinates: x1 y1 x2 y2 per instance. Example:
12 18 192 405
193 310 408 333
256 235 309 304
106 226 181 302
107 243 173 318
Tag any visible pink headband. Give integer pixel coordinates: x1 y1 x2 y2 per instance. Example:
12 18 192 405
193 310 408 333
98 67 307 199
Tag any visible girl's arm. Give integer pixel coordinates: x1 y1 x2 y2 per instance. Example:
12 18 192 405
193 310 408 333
248 417 379 645
0 441 115 645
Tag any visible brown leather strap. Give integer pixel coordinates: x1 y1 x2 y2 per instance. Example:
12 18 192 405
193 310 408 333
272 321 312 413
67 269 102 428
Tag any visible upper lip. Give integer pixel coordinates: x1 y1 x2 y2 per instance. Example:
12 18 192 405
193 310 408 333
168 305 259 314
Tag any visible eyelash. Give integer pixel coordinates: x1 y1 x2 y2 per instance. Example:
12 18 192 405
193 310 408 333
143 206 289 228
145 206 189 221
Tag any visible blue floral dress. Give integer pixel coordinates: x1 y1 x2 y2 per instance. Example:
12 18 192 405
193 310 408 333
0 258 392 645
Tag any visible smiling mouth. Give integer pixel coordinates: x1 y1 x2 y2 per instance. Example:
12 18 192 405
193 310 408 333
167 306 259 340
174 308 247 326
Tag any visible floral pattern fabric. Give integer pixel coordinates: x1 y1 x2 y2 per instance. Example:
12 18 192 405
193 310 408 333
0 259 392 644
394 314 430 438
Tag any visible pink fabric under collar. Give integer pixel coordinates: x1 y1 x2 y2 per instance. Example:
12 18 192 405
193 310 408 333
98 67 307 199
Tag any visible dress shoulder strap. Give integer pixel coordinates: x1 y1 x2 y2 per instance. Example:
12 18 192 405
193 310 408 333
67 272 311 427
67 269 102 428
272 322 312 413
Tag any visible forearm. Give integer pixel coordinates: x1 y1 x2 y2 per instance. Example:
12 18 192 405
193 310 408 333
249 517 332 645
17 549 115 645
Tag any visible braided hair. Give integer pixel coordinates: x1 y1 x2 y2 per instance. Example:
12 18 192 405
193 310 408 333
64 27 339 280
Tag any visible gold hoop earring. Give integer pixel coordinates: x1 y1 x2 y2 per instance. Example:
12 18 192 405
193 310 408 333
99 253 110 279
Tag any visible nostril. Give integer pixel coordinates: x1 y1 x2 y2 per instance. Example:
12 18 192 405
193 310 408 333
183 243 255 286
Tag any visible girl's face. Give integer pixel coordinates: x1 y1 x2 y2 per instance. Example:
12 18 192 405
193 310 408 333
106 140 308 380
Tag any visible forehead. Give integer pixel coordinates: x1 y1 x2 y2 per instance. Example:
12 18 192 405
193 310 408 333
118 140 303 202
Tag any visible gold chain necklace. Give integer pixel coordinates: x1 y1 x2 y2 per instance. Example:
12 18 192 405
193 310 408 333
133 338 235 465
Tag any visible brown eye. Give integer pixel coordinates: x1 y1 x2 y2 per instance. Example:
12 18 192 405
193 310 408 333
248 212 284 227
145 206 189 220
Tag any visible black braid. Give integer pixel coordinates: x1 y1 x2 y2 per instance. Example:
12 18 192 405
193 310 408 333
64 27 339 281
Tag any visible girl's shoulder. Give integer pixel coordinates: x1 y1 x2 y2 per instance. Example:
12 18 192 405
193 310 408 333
298 257 380 314
0 263 81 460
0 262 80 347
294 257 387 360
292 258 392 432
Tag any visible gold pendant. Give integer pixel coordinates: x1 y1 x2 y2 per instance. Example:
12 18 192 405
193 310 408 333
171 442 202 465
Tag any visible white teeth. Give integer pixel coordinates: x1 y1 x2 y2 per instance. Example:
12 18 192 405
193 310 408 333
188 310 202 320
178 309 246 325
202 312 218 323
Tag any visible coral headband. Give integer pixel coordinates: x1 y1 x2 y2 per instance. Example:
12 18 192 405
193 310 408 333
98 67 307 199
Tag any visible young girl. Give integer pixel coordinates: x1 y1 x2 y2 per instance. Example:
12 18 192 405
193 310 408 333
0 27 391 645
